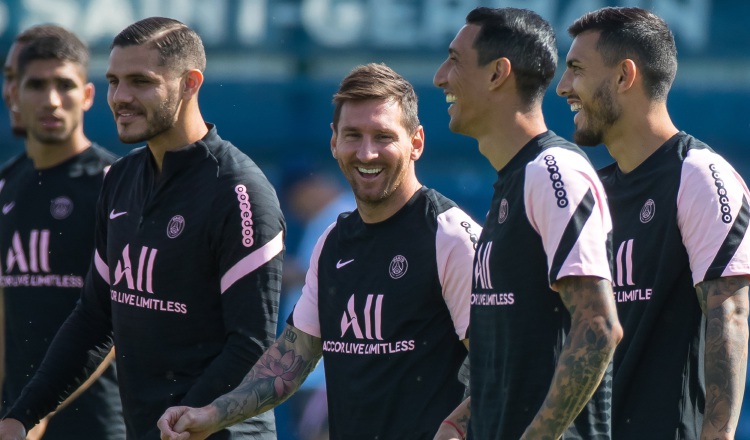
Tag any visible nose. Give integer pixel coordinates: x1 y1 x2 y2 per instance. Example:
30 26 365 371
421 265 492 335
556 69 571 97
45 86 62 107
433 60 447 88
356 137 379 162
108 81 131 106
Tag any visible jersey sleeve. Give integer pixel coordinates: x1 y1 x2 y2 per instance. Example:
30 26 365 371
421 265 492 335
436 206 480 340
180 169 285 407
524 147 613 287
677 148 750 285
288 222 337 337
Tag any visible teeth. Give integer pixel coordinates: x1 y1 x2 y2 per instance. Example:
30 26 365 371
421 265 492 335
358 167 382 174
570 103 582 112
446 94 456 103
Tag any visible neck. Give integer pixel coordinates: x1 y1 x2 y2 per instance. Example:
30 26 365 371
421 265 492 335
604 103 678 173
148 109 208 172
25 131 90 170
476 107 548 171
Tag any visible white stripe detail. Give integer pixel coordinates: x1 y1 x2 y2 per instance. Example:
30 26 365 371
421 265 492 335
95 250 110 285
220 231 283 294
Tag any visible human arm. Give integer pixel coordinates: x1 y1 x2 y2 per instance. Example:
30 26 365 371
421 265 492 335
696 276 749 440
158 324 322 440
433 397 470 440
521 276 622 439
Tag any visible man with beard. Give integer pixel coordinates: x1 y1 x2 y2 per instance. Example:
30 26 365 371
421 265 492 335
157 63 479 440
433 7 622 439
557 7 750 440
0 17 283 440
0 25 125 440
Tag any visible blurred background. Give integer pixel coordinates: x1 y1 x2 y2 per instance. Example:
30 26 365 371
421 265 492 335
0 0 748 439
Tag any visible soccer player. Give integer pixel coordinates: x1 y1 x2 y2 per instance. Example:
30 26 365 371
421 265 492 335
0 17 283 440
157 62 479 440
0 26 125 440
433 7 622 439
556 7 750 439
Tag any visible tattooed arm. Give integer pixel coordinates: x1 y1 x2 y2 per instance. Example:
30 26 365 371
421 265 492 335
157 325 322 440
521 276 622 440
433 397 470 440
696 276 749 440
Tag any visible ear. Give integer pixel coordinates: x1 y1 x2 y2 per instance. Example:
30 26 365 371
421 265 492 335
488 57 512 91
617 59 637 93
182 69 204 98
330 122 338 159
82 82 95 111
410 125 425 161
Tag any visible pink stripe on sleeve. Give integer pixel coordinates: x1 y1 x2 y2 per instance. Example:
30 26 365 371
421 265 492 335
220 231 283 294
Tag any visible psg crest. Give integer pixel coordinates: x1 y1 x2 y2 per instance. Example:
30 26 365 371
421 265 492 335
167 215 185 238
50 196 73 220
389 255 408 279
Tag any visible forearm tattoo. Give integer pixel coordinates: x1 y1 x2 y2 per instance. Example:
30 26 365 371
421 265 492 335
211 326 323 428
696 276 749 436
531 277 619 438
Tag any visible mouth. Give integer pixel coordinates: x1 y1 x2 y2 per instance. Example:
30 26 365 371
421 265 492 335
39 116 63 129
446 93 456 103
357 166 383 178
115 108 142 123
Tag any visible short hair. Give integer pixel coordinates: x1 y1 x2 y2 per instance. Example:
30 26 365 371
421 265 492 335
332 63 420 134
466 7 557 106
16 26 89 80
568 7 677 101
111 16 206 74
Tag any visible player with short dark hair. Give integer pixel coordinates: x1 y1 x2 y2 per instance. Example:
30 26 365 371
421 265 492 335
557 7 750 440
0 17 283 440
0 25 125 440
157 62 479 440
434 7 622 439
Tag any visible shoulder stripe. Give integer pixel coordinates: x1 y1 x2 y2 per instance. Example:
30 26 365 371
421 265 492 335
221 230 284 294
705 195 750 280
549 188 595 284
95 250 110 284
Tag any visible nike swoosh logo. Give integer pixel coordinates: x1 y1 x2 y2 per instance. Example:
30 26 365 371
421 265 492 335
336 259 354 269
109 209 127 219
2 202 14 214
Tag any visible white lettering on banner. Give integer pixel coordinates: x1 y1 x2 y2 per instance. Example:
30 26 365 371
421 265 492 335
3 0 709 52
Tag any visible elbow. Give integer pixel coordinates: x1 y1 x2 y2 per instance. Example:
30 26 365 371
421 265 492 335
588 314 623 355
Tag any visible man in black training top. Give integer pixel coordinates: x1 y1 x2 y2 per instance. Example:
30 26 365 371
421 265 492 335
0 25 124 440
434 7 622 439
557 7 750 439
158 63 480 440
0 17 283 440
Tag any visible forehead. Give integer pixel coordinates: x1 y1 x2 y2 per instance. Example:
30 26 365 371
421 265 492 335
339 99 404 129
20 58 86 82
450 24 480 54
107 44 165 76
566 30 602 64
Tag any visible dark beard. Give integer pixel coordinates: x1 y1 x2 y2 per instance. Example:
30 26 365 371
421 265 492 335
573 81 620 147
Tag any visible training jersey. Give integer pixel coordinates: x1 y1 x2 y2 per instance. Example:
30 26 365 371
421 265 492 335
599 132 750 439
290 187 479 440
0 146 124 439
6 125 284 439
470 131 613 440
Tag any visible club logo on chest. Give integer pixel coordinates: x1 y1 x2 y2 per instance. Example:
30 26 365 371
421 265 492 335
389 255 408 280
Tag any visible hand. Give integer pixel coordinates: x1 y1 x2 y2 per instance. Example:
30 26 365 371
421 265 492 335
157 406 217 440
0 418 26 440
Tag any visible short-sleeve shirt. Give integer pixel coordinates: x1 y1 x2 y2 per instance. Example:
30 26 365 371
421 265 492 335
0 146 125 440
290 187 479 440
599 132 750 439
470 131 613 440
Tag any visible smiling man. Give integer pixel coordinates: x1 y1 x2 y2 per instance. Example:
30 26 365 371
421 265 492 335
557 7 750 440
158 63 480 440
434 7 621 440
0 17 283 440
